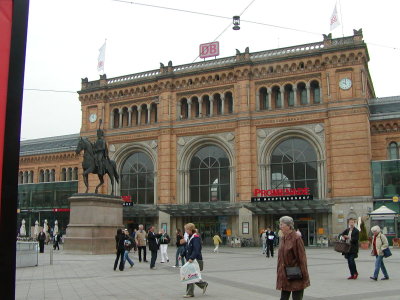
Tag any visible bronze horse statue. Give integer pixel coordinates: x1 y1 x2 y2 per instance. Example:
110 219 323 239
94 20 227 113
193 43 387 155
75 137 119 195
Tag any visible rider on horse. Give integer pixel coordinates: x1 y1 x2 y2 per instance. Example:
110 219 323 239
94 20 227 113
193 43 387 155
94 127 108 176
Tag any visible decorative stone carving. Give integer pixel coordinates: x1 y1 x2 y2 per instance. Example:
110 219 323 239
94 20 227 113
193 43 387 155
226 133 235 141
150 141 158 149
109 144 116 152
257 129 267 138
314 124 324 133
177 137 186 146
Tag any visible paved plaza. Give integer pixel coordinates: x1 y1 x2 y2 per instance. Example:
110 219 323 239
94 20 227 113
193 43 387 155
16 245 400 300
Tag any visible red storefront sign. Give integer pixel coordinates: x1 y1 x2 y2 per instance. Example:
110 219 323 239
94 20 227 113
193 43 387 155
53 208 71 212
251 188 312 202
121 195 131 202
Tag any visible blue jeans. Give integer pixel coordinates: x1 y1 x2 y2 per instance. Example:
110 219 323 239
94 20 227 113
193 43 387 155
175 246 186 267
346 253 358 276
373 255 389 278
123 250 134 266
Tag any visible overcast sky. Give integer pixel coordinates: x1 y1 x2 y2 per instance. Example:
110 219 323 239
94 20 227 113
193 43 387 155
20 0 400 140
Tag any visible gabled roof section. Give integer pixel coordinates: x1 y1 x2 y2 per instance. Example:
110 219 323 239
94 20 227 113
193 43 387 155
20 133 80 156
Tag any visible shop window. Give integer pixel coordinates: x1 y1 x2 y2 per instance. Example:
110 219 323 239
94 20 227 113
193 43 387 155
120 152 155 204
189 145 230 202
270 138 318 198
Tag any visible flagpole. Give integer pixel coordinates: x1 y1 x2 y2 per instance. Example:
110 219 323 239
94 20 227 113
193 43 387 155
338 0 344 37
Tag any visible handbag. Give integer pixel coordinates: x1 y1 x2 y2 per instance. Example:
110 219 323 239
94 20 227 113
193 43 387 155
334 241 350 253
382 247 392 257
285 266 303 280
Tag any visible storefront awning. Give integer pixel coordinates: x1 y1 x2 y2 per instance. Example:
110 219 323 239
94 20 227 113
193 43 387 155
123 205 159 217
369 205 398 220
158 202 242 217
244 199 332 215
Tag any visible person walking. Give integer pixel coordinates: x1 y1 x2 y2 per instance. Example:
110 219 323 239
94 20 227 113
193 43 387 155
159 229 170 263
213 233 222 253
260 230 267 254
37 229 46 253
135 224 148 263
265 227 276 258
147 226 162 269
53 232 61 250
339 218 359 280
276 216 310 300
183 223 208 298
123 229 135 268
114 229 125 271
369 225 390 281
174 229 186 268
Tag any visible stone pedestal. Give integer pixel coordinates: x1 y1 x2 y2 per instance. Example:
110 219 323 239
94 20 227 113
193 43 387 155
63 193 123 254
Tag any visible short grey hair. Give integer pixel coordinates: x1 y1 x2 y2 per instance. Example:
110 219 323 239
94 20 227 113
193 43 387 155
279 216 294 230
371 225 381 233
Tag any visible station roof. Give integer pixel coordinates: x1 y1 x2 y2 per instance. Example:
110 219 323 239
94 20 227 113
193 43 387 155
19 133 80 156
369 96 400 121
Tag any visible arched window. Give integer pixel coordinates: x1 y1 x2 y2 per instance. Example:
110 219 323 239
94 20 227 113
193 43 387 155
311 80 320 104
272 86 281 109
28 171 34 183
67 167 72 181
180 99 188 119
388 142 399 160
18 171 23 184
39 169 45 183
259 87 268 110
23 171 29 184
298 83 307 105
73 167 79 180
285 84 294 107
44 169 50 182
189 145 230 202
271 138 318 198
113 108 120 128
61 168 66 181
50 169 55 182
225 92 234 114
120 152 154 204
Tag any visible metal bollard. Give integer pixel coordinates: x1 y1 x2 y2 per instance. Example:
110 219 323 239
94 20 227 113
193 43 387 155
50 248 53 265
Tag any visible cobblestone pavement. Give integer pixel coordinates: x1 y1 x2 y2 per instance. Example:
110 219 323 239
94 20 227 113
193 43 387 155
16 245 400 300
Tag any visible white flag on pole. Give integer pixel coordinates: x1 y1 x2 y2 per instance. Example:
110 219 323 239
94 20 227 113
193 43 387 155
97 41 106 72
330 4 340 31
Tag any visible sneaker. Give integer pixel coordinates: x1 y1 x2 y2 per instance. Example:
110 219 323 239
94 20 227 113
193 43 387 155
370 277 377 281
144 260 149 262
172 266 177 268
167 259 169 262
183 295 194 298
150 267 157 270
202 282 208 295
130 264 134 268
381 277 389 280
160 261 165 263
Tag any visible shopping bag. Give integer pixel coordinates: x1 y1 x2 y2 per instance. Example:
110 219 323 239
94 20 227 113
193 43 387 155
180 260 202 284
334 241 350 253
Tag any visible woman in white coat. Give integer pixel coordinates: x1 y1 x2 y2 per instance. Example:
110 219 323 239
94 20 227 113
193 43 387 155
370 225 390 281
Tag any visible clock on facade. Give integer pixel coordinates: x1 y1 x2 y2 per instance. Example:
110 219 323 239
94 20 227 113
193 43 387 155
89 113 97 123
339 78 352 90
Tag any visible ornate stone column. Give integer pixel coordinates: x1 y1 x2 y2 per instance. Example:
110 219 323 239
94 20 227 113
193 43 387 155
137 106 142 125
267 88 272 110
177 102 181 120
209 96 214 116
293 86 298 106
198 98 203 117
256 91 260 111
147 103 151 124
280 88 285 108
110 111 114 129
187 99 192 119
118 108 123 128
221 94 225 115
306 83 311 105
128 107 132 126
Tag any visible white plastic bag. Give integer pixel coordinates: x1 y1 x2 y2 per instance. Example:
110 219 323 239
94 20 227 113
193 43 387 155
180 260 202 284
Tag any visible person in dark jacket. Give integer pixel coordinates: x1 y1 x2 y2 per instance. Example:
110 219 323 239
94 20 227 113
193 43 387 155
114 229 125 271
339 218 359 279
53 232 61 250
159 229 170 263
183 223 208 298
37 229 46 253
147 226 162 269
174 229 186 267
265 227 276 258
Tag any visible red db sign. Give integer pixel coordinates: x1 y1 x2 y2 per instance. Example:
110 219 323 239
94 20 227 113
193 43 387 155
199 42 220 59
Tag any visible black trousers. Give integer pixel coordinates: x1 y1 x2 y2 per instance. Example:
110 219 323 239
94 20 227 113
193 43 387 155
39 241 45 253
150 250 157 268
280 289 304 300
53 241 59 250
346 253 358 276
138 246 147 262
266 242 274 257
114 249 124 271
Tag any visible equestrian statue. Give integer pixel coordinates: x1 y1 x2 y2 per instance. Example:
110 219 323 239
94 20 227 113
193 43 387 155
75 120 119 195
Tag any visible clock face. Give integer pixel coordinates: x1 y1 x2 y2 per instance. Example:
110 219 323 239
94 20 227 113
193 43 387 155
89 113 97 123
339 78 352 90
